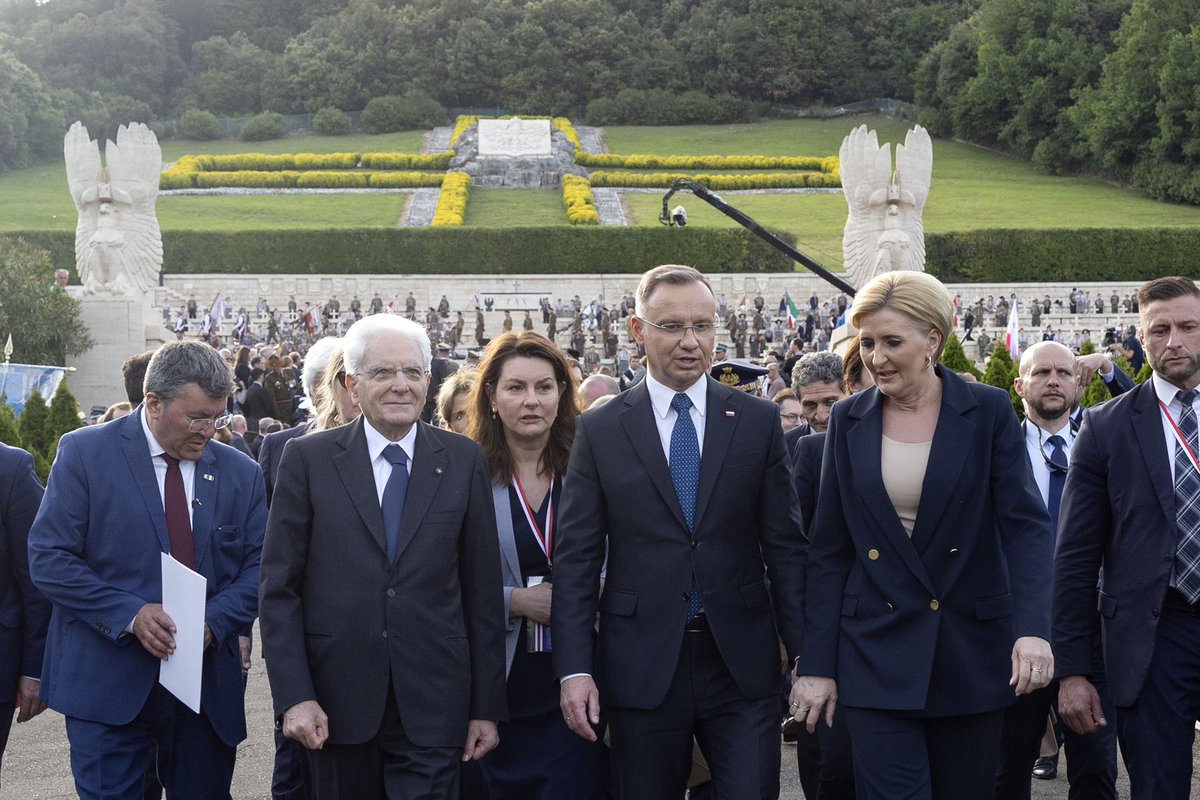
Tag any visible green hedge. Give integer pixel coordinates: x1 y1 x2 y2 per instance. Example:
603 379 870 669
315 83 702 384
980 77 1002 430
925 228 1200 282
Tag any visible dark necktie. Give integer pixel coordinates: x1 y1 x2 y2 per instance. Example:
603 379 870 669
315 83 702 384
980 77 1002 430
1045 435 1067 535
1173 390 1200 603
669 393 702 621
381 444 410 565
161 454 195 571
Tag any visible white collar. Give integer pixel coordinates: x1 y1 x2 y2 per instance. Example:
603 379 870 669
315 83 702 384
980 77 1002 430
362 417 418 464
1152 372 1200 409
645 372 708 421
140 405 167 458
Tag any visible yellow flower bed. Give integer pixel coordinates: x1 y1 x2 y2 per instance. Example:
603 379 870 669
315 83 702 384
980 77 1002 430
360 152 453 170
432 172 471 226
588 170 842 190
577 152 837 172
561 175 600 225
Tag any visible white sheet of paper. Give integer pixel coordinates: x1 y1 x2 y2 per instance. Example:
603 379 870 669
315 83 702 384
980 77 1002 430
159 553 207 713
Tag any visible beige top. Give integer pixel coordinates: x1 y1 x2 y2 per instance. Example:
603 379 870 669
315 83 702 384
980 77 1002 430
881 435 932 537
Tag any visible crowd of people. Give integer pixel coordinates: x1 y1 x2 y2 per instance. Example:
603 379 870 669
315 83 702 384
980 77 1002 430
3 266 1199 800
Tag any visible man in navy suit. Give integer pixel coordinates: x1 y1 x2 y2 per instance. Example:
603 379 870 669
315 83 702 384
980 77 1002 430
1055 276 1200 800
555 264 807 799
0 442 49 786
29 341 266 800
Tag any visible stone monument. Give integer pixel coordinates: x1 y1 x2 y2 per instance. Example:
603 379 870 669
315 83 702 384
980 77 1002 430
831 124 933 355
62 122 168 412
450 118 587 188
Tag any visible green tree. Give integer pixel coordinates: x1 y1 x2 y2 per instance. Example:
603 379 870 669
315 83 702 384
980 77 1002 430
982 344 1022 418
18 389 51 459
0 401 23 449
45 379 83 457
0 46 68 171
0 238 94 367
939 332 983 379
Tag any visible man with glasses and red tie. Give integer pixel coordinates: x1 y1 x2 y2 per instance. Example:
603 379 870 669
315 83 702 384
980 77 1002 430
29 341 266 800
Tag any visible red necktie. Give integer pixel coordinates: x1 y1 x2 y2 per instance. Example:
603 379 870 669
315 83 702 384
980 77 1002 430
161 453 196 570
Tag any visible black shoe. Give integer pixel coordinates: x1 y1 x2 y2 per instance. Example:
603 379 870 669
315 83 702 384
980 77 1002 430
1032 754 1058 780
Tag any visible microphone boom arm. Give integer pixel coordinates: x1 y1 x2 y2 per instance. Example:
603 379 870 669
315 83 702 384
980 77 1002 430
659 179 856 296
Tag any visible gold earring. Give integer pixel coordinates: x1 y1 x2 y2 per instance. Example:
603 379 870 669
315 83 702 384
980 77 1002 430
925 354 933 368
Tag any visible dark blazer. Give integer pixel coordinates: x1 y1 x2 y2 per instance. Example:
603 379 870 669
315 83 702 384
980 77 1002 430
799 367 1052 715
784 422 813 462
1053 380 1179 707
240 382 276 431
259 417 508 747
28 409 266 746
229 433 253 458
0 444 48 701
553 376 807 709
792 432 825 533
256 424 307 506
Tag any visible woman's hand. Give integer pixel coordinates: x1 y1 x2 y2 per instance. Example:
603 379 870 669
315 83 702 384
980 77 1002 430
790 675 838 733
1010 636 1054 695
510 581 553 625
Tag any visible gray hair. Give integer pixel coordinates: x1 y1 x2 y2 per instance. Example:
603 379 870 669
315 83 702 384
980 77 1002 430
144 340 235 402
301 336 342 398
792 351 845 393
342 314 432 375
634 264 714 318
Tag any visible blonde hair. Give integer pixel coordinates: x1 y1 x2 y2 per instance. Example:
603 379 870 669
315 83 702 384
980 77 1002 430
436 368 478 430
313 346 351 432
849 271 953 360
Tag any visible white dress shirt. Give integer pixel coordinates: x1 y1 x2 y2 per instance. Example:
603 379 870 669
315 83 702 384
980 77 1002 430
140 406 196 525
1022 417 1074 509
644 372 708 463
1151 373 1200 484
362 417 417 506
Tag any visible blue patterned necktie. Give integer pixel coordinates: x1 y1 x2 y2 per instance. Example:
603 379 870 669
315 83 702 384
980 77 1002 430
382 444 409 565
1045 434 1067 535
669 393 702 621
1174 390 1200 604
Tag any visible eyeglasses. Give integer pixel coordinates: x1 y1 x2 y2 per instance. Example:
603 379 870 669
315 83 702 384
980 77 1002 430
780 413 802 425
639 318 718 338
187 413 232 433
354 365 426 384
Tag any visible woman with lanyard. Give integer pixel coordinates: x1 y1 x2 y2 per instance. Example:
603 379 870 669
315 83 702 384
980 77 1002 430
466 331 610 799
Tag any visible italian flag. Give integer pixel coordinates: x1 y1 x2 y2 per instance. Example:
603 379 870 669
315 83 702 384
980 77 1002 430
783 294 801 330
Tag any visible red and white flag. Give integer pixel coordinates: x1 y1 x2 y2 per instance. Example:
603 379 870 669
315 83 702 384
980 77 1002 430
1005 299 1021 360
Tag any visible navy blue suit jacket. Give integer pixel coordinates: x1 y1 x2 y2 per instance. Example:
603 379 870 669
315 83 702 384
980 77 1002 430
799 367 1053 715
0 444 48 701
553 376 807 709
1053 380 1182 707
257 423 307 506
28 409 266 746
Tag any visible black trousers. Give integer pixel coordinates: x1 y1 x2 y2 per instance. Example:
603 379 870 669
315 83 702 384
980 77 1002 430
306 679 462 800
606 619 781 800
795 711 855 800
992 685 1055 800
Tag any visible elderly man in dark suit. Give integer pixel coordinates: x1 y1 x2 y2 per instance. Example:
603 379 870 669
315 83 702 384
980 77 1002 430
554 264 806 799
0 442 49 786
1055 276 1200 800
259 314 507 799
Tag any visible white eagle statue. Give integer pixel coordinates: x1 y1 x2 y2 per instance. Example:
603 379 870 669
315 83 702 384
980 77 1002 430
840 124 933 290
64 121 163 295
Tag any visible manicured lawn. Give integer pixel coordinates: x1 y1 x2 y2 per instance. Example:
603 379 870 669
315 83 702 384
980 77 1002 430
464 189 565 227
158 194 406 230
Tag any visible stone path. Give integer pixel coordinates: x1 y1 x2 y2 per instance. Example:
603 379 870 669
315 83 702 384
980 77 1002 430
426 126 454 154
403 188 441 226
576 126 607 154
593 188 627 225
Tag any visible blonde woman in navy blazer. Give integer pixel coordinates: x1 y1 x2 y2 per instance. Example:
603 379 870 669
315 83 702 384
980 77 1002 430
792 271 1055 800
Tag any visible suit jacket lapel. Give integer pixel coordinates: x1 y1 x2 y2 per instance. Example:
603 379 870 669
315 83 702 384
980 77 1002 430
1131 382 1175 520
493 483 522 584
395 423 447 562
910 368 975 552
332 417 388 557
190 446 218 573
121 409 170 554
694 378 735 530
845 388 937 596
619 381 690 532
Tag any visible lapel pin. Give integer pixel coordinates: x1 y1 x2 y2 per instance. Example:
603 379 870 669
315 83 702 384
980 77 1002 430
435 466 444 474
725 410 736 417
203 473 215 481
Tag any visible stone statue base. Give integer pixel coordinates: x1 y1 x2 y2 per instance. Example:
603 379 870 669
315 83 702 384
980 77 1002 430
830 321 857 358
66 290 166 415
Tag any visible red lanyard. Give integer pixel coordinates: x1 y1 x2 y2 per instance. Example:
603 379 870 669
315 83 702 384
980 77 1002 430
513 472 554 565
1159 398 1200 475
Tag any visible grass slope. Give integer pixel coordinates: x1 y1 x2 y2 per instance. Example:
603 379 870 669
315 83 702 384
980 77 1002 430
3 117 1199 264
